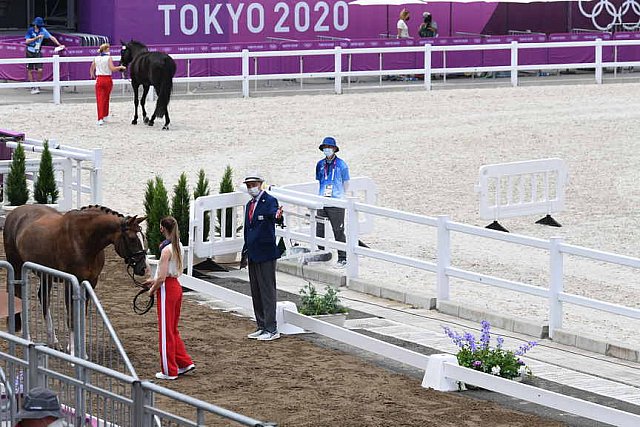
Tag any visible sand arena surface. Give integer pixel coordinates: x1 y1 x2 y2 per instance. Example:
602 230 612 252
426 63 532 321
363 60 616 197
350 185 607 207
1 83 640 345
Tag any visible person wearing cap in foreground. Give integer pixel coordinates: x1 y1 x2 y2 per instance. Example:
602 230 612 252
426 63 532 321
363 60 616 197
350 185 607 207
24 17 65 95
315 137 350 268
241 172 283 341
14 386 67 426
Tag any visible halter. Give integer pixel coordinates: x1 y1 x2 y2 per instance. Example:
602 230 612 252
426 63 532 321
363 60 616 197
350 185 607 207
117 219 154 315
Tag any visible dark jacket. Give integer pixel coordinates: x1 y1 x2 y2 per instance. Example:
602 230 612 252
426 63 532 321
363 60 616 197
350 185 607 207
242 191 280 263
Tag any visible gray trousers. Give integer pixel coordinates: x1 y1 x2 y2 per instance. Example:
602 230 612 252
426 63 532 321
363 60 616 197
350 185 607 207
248 259 277 333
316 207 346 262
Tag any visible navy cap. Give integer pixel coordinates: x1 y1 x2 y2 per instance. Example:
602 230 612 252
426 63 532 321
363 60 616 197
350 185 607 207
32 17 45 27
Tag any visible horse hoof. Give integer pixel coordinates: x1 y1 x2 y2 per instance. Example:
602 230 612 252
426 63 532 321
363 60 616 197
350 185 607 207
143 117 149 124
132 120 137 125
147 121 154 127
162 125 169 130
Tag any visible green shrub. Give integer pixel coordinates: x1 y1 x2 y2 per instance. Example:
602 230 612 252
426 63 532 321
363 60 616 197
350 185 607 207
6 142 29 206
193 169 210 241
216 165 237 238
171 172 190 246
146 176 170 258
34 140 59 204
298 283 348 316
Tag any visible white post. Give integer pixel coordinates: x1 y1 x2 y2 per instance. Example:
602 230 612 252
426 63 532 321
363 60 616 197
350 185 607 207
334 46 342 94
75 159 82 209
345 197 359 279
53 55 61 105
241 49 250 98
510 41 518 87
309 207 318 251
436 215 451 301
61 159 73 211
91 149 102 204
595 38 603 84
424 44 432 91
548 236 564 338
187 200 195 276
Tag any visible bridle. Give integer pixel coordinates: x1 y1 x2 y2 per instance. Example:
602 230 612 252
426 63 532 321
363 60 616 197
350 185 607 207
117 220 154 315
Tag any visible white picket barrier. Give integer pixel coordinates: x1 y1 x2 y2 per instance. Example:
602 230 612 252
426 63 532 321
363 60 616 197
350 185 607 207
2 137 102 210
475 158 568 226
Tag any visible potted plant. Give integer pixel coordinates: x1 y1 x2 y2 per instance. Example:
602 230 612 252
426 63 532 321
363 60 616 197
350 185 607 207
193 168 210 241
144 176 170 259
171 172 190 246
33 140 59 207
443 320 537 389
5 141 29 209
214 165 241 263
298 282 348 327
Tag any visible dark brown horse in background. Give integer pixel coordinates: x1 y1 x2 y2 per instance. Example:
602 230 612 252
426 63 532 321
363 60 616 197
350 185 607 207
3 205 147 350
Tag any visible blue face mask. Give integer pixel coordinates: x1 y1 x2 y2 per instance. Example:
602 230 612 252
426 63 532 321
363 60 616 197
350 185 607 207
323 148 334 157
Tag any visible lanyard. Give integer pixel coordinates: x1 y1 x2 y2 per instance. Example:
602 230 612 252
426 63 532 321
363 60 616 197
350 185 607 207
324 159 336 181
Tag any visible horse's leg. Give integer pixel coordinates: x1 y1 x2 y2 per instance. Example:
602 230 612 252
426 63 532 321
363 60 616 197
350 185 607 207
162 108 170 130
132 81 140 125
141 85 151 124
64 282 75 357
39 275 59 350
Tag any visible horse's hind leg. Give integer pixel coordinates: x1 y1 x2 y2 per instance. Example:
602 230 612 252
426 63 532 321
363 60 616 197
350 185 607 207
38 275 60 350
64 283 75 357
162 110 170 130
141 85 151 124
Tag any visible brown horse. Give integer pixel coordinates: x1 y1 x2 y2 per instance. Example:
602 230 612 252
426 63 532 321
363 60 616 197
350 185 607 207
3 204 147 349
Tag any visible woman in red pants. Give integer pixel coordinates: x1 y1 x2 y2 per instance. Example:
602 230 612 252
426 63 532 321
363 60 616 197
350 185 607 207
89 43 125 126
144 216 195 380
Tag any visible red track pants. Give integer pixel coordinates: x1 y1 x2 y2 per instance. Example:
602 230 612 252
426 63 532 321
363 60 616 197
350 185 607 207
95 75 113 120
156 277 193 377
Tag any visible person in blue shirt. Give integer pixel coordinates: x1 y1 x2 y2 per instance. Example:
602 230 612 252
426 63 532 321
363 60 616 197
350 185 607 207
315 136 350 268
25 17 65 94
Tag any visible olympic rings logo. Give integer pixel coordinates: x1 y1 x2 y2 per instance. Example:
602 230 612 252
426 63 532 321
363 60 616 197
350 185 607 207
579 0 640 31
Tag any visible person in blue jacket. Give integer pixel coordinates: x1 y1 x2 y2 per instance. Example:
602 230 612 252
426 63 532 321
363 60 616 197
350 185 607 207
241 172 283 341
25 16 65 94
315 136 350 268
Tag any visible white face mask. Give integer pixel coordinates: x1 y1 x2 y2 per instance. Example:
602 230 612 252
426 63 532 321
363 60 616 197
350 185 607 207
248 186 261 197
323 148 335 157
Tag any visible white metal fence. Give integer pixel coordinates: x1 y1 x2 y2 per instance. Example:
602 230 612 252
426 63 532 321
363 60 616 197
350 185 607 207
2 38 640 103
189 181 640 341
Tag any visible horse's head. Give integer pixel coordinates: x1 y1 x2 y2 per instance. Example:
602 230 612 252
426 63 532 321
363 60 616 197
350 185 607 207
114 215 148 276
119 40 148 67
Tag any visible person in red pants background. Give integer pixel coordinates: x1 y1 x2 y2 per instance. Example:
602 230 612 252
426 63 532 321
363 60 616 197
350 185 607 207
89 43 125 126
144 216 195 380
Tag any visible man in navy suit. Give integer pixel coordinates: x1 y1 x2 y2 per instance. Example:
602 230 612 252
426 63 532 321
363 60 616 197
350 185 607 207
242 172 283 341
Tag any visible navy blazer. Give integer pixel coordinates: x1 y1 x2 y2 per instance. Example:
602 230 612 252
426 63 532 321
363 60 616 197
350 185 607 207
242 191 280 263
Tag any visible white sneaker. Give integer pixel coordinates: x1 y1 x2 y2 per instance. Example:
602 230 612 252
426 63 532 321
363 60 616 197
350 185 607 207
102 116 109 122
334 260 347 269
155 372 177 380
30 87 40 95
257 331 281 341
97 119 104 126
177 363 195 375
247 329 264 339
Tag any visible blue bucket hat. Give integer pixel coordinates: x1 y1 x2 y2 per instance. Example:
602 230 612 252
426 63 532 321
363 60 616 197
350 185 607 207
16 387 62 420
32 17 45 27
318 136 339 152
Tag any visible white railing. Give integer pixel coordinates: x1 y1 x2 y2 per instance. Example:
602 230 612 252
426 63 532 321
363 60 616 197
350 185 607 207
475 158 568 222
3 137 102 209
177 274 640 426
3 38 640 103
191 184 640 341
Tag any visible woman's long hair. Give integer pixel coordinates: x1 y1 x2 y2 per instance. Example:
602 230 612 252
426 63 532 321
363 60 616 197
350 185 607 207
160 216 183 273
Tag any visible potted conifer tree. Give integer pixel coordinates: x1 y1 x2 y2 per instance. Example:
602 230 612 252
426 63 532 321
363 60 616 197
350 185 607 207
5 141 29 210
144 176 170 259
171 172 190 246
215 165 241 263
33 140 59 208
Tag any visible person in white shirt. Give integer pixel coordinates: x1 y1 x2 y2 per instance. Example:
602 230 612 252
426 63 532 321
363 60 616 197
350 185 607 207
89 43 126 126
397 9 410 39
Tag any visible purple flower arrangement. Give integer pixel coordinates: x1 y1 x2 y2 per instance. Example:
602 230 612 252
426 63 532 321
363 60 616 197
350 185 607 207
443 320 537 380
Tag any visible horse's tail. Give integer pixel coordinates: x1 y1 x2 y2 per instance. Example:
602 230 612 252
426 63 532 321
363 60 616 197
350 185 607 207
155 57 175 119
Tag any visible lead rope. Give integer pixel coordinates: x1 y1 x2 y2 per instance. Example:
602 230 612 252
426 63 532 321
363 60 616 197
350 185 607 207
127 264 154 315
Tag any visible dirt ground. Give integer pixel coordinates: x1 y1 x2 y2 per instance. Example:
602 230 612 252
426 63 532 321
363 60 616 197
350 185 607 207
45 245 560 427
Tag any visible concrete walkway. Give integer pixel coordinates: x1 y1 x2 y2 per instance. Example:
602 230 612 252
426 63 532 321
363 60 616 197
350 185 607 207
188 265 640 426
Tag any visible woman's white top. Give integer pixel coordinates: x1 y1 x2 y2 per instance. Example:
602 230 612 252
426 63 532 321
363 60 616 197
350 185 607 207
94 55 111 76
154 243 183 279
397 19 409 38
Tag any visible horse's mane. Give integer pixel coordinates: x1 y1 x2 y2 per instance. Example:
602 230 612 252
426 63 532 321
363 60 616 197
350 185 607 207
126 40 147 51
78 205 127 219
